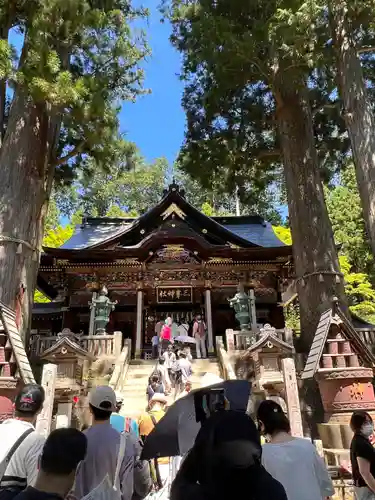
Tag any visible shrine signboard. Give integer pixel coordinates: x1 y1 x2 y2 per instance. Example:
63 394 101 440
156 286 192 304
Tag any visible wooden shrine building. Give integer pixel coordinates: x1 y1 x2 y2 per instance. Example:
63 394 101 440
33 182 293 357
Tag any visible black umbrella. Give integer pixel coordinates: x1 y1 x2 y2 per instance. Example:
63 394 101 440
141 379 251 460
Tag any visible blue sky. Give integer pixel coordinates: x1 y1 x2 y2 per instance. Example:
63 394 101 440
121 2 185 165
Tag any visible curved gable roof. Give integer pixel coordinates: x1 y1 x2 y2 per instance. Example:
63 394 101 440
58 184 285 252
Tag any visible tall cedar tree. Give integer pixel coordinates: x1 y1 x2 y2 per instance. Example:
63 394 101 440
166 0 348 351
0 0 148 338
328 0 375 258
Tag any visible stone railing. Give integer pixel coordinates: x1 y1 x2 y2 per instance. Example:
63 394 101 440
216 337 236 380
29 331 123 360
230 326 293 351
109 338 132 392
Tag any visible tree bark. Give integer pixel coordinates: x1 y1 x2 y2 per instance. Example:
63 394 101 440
273 69 348 436
0 90 57 341
329 0 375 258
273 69 347 352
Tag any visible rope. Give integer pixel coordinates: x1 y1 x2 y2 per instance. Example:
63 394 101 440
0 235 39 252
296 270 343 285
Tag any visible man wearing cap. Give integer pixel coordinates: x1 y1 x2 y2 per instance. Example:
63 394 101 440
0 384 46 497
74 385 149 500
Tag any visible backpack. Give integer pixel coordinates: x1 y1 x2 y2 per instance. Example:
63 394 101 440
80 432 126 500
0 428 34 500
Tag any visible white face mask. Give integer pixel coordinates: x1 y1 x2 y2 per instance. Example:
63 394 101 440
362 423 374 438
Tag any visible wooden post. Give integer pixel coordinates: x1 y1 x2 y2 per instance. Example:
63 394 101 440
281 356 304 437
226 329 235 352
89 292 97 335
135 289 143 358
113 331 123 357
205 289 214 353
36 363 57 438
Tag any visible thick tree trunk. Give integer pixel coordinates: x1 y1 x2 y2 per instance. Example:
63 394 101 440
329 0 375 258
273 70 348 436
0 91 56 341
273 70 347 352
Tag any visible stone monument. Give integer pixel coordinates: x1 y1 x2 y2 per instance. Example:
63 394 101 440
89 286 117 335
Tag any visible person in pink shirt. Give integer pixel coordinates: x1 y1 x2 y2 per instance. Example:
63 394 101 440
160 317 172 352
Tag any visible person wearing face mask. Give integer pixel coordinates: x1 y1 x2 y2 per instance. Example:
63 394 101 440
256 400 334 500
350 411 375 499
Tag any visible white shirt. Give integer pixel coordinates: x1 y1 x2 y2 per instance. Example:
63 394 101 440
261 438 334 500
163 351 176 369
0 419 45 489
177 324 189 337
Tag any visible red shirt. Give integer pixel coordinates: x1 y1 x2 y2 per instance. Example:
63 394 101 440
161 325 171 341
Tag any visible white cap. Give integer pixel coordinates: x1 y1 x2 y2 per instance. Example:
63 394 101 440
89 386 117 412
150 393 168 405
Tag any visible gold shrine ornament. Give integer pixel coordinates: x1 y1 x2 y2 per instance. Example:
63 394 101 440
161 203 187 220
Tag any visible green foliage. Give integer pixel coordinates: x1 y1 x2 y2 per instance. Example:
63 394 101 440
284 303 301 333
339 256 375 324
273 207 375 324
273 226 292 246
1 0 149 182
164 0 352 200
57 154 168 217
43 224 74 248
325 165 374 275
34 222 74 303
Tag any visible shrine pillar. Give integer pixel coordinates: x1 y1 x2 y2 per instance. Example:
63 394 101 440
135 286 143 358
249 289 257 330
205 288 214 354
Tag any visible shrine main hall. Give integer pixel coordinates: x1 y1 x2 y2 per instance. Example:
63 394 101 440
33 183 293 357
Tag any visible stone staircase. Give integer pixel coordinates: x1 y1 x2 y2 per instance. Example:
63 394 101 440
119 357 222 420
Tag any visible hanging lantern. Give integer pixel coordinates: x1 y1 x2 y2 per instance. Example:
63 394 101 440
301 279 305 287
16 243 22 254
335 275 341 284
319 274 324 283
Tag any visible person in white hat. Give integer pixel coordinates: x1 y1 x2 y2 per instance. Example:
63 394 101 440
138 393 168 442
74 386 150 500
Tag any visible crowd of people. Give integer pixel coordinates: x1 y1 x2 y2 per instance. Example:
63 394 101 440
147 341 193 401
152 315 207 360
2 382 375 500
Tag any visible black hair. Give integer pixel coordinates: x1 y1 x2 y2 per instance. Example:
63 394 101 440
89 403 111 421
15 384 45 417
41 428 87 475
350 411 372 433
179 352 186 359
159 357 165 364
256 400 291 436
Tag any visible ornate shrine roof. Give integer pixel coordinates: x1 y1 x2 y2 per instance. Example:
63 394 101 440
47 182 286 255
